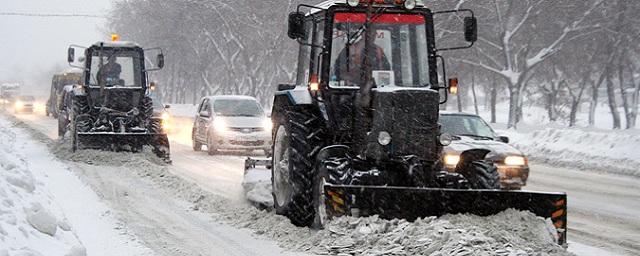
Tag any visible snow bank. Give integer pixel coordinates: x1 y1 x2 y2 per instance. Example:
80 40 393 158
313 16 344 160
0 125 86 256
501 127 640 177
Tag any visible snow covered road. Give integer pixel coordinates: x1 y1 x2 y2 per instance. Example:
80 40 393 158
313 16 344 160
7 111 639 255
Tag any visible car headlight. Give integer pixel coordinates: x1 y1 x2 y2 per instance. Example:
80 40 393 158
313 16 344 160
504 156 526 166
15 100 24 109
443 154 460 167
213 118 227 133
262 118 272 131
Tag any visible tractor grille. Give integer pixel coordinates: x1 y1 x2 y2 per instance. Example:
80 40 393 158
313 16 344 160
371 89 440 161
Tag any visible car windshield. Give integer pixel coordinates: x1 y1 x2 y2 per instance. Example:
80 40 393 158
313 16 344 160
18 96 35 101
89 49 142 87
329 12 430 88
213 99 263 117
440 115 496 138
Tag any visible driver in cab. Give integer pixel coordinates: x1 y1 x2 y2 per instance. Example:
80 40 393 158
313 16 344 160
333 26 391 86
97 55 122 86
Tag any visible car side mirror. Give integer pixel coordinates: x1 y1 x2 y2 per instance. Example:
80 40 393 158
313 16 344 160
464 17 478 42
498 136 509 144
287 12 306 40
164 104 171 109
199 110 210 118
157 53 165 69
67 48 75 63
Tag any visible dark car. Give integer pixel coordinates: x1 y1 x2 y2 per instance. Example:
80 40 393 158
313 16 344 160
439 112 529 190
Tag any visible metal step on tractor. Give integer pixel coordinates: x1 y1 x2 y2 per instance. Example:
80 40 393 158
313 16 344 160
245 0 568 246
65 35 171 163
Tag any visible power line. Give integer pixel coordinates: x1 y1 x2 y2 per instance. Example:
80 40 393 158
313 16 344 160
0 12 106 19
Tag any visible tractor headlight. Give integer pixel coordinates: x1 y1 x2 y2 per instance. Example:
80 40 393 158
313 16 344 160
347 0 359 7
213 118 227 133
161 112 171 131
439 133 453 146
404 0 416 9
378 131 392 146
262 118 273 132
444 154 460 167
504 156 526 166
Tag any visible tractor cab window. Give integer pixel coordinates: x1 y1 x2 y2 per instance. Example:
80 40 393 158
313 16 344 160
329 12 430 88
89 50 142 88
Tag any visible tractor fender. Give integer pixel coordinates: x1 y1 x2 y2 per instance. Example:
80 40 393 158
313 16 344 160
72 85 86 97
456 148 491 173
457 148 491 167
274 86 313 105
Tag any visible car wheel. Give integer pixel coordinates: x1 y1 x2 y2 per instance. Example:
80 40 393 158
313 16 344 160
192 129 202 151
207 133 217 155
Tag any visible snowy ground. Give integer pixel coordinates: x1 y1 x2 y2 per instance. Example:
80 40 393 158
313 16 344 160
3 107 638 256
0 117 153 256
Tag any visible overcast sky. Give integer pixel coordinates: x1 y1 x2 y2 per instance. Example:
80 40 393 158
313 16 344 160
0 0 112 96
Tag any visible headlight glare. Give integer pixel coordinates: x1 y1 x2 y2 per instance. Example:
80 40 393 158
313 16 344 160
262 118 272 131
504 156 526 166
444 154 460 167
213 118 227 133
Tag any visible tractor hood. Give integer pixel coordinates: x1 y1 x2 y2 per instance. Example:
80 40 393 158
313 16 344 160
444 136 524 160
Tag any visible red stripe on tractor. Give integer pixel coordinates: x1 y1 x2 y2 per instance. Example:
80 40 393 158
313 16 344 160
334 13 425 24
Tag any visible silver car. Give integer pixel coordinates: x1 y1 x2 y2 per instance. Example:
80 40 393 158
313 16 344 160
192 95 272 155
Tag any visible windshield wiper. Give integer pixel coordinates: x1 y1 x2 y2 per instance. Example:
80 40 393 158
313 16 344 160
457 134 495 140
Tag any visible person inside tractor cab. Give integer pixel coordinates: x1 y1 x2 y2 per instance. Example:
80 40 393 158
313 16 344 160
333 26 391 86
97 55 123 87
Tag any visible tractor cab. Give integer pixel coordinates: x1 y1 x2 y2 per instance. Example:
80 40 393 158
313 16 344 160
68 40 164 112
281 0 476 161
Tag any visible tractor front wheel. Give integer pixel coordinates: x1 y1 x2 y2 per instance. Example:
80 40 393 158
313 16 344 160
272 106 324 227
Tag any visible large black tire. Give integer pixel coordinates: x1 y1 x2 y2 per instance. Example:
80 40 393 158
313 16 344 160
272 106 324 227
140 96 154 127
461 161 501 189
71 95 91 152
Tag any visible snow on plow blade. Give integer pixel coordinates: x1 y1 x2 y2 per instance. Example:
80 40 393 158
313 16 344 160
323 184 568 246
75 132 171 161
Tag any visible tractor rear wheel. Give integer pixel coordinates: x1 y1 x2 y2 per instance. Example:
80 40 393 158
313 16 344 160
272 106 324 227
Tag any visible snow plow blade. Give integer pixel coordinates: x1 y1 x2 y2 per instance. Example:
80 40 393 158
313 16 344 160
75 132 171 162
323 185 568 245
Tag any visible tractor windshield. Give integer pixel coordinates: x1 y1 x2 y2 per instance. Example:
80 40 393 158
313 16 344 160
329 12 430 88
89 49 143 88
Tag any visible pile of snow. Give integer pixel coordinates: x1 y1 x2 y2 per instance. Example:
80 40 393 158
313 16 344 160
242 168 273 208
501 127 640 177
0 126 86 256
